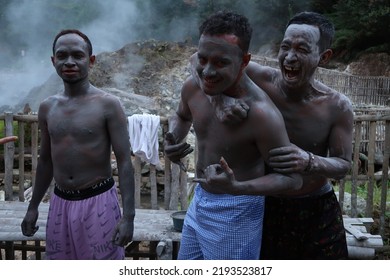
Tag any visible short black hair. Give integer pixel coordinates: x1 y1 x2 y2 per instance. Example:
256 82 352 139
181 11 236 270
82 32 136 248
52 29 93 56
287 11 335 52
199 11 252 53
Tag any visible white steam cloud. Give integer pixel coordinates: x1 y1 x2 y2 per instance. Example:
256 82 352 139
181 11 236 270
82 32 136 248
0 0 199 111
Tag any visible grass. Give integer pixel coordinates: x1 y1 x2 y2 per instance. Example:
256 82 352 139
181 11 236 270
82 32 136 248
334 180 390 209
0 120 20 153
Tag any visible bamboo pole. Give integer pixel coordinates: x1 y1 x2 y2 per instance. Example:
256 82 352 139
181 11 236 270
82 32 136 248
4 113 14 201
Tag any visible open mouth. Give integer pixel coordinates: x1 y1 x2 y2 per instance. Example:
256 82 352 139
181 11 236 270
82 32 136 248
284 66 300 80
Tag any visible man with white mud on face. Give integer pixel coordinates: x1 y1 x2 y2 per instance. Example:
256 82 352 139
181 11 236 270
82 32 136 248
199 12 353 259
21 29 135 259
164 11 302 260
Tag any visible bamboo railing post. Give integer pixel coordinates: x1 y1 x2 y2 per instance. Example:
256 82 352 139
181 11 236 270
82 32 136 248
133 156 142 208
351 121 362 217
163 123 172 210
180 158 188 210
365 120 376 216
4 113 15 201
379 120 390 236
18 121 25 202
150 164 158 210
30 122 38 189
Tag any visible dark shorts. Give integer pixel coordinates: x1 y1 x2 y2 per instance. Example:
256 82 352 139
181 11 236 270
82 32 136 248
260 187 348 260
46 177 125 260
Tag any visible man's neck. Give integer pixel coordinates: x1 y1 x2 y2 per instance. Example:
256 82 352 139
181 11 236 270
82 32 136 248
63 79 91 98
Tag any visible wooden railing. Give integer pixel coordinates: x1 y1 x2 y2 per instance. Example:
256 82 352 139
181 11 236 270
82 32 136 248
338 109 390 236
0 113 189 211
2 111 390 214
1 111 389 259
0 113 190 260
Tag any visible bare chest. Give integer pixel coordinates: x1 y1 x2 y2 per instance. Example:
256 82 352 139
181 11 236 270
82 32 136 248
279 101 333 151
47 103 106 142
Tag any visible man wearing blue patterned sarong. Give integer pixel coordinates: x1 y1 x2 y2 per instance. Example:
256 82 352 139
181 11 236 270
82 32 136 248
164 11 302 260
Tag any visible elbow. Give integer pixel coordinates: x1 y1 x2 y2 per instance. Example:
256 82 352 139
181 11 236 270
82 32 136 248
333 161 352 180
291 174 303 191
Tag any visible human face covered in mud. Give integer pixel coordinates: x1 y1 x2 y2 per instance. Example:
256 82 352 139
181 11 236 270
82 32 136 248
51 33 95 84
195 34 249 97
278 24 323 89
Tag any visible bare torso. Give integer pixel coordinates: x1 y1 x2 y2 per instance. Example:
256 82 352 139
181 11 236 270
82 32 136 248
258 67 352 195
182 75 290 183
43 89 114 189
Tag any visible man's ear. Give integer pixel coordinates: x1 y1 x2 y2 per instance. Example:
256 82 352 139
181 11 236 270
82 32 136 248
51 56 55 66
89 55 96 67
319 49 333 65
242 53 251 67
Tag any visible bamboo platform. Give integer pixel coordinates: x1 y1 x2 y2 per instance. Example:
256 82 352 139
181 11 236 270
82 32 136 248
0 201 182 260
0 201 384 260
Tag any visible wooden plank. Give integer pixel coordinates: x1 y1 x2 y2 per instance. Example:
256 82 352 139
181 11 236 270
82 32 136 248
345 225 368 241
345 225 368 233
346 235 383 248
0 202 182 242
347 246 375 260
343 217 374 225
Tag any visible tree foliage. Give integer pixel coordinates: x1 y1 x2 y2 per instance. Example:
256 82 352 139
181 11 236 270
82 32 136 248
327 0 390 61
0 0 388 63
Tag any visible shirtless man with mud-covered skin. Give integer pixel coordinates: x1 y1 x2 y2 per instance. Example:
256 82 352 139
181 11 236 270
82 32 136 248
164 11 302 260
21 30 135 259
198 12 354 259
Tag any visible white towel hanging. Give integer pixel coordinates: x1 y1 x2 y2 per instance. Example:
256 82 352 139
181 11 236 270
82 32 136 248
128 114 161 168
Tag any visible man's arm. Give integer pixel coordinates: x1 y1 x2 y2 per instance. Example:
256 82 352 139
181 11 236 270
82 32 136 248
0 136 18 144
164 78 194 166
245 61 277 88
21 102 54 236
307 100 353 179
107 96 135 246
268 98 353 180
198 101 303 196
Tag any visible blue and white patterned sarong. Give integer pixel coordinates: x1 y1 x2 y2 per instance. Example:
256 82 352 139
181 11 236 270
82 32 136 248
178 184 265 260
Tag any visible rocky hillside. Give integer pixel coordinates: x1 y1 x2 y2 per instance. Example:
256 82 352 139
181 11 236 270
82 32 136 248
18 40 197 118
14 40 390 116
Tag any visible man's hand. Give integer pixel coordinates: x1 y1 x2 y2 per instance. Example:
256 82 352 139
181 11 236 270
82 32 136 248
164 132 193 172
111 217 134 247
21 208 39 237
193 157 239 194
218 100 249 125
0 136 18 145
268 144 311 173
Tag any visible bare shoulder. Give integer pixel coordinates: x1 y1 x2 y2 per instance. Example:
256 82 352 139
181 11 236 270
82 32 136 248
248 89 284 127
246 61 279 83
92 86 123 107
38 94 62 112
181 76 201 97
315 81 353 114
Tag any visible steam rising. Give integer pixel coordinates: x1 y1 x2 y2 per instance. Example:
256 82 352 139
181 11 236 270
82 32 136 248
0 0 282 111
0 0 200 111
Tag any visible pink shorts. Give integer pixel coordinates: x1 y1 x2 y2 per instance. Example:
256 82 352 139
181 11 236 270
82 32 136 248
46 178 124 260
